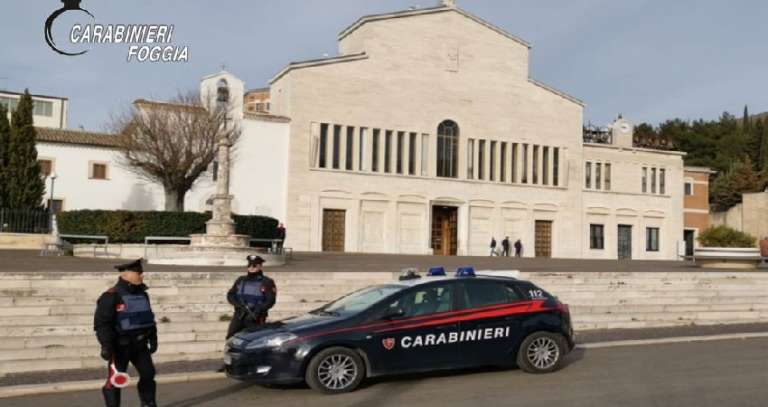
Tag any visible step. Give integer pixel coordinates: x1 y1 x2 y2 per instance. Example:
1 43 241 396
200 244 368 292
0 351 224 375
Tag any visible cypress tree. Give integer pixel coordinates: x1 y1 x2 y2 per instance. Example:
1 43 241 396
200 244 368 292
6 90 45 209
0 105 10 207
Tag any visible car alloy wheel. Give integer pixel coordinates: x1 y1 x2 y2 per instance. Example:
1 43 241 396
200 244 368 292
526 336 560 370
306 347 365 394
317 354 358 390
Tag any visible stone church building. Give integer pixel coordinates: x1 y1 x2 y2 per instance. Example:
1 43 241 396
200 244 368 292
28 1 686 259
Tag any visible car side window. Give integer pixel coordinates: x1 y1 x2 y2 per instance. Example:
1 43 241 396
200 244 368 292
463 281 522 309
383 284 453 319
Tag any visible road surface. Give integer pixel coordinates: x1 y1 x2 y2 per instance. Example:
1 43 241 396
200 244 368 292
3 338 768 407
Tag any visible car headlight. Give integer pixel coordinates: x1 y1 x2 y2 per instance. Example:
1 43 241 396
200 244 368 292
228 337 245 348
245 333 298 350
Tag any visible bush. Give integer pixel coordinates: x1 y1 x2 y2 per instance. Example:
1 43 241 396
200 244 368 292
57 210 278 243
697 226 756 248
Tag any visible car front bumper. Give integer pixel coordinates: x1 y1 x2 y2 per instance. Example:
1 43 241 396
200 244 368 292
224 346 306 384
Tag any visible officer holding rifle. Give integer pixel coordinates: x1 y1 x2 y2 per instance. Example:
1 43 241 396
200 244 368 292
226 255 277 339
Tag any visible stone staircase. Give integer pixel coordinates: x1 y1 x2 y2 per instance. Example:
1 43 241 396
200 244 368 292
0 270 767 376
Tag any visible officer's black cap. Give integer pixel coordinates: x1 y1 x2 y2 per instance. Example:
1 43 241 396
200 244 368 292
114 259 144 273
247 255 265 267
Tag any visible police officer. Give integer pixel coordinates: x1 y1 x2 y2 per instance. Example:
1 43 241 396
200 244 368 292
226 255 277 339
94 259 158 407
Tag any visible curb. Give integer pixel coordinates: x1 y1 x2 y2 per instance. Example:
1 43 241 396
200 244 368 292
576 331 768 349
2 332 768 399
0 371 226 399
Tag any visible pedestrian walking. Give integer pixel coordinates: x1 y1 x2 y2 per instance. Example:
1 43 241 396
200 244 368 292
94 259 157 407
490 237 497 256
514 239 523 258
275 223 286 254
502 237 510 257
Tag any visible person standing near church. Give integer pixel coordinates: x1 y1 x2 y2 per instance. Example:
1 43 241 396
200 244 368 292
275 223 286 254
226 255 277 339
514 239 523 258
501 237 511 257
489 237 497 256
94 259 158 407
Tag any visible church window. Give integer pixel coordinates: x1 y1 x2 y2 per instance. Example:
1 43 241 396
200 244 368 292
500 142 507 183
522 144 529 183
490 141 497 182
585 162 592 189
542 146 549 185
642 167 648 193
595 162 602 190
346 126 355 171
467 139 475 179
359 128 367 171
372 129 380 172
651 168 657 194
216 79 229 105
397 131 405 174
436 120 459 178
332 125 341 169
385 130 393 173
511 143 518 183
319 123 328 168
409 132 417 175
553 147 559 186
660 169 666 194
421 134 430 177
478 140 486 180
532 145 539 184
605 163 611 191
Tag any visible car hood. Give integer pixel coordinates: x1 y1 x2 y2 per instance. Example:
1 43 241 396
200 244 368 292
235 312 348 341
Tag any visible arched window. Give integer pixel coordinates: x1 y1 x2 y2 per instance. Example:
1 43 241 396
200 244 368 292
216 79 230 105
437 120 459 178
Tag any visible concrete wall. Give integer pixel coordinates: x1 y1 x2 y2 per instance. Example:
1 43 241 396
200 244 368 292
0 233 53 250
711 191 768 241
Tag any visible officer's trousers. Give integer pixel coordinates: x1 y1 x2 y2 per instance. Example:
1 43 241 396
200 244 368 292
102 341 156 407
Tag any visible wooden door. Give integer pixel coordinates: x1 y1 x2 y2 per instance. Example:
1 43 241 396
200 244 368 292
534 220 552 258
431 207 458 256
322 209 346 252
618 225 632 259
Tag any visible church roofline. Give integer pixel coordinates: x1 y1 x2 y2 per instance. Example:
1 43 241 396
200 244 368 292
36 127 123 149
244 112 291 123
269 52 369 84
338 6 530 49
528 79 584 107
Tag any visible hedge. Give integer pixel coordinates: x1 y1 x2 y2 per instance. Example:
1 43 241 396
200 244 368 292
57 210 279 243
697 225 756 248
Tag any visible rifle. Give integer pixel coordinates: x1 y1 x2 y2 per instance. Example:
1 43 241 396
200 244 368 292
238 299 261 322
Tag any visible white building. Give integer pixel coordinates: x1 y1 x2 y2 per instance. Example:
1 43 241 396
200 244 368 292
1 90 69 129
29 1 685 259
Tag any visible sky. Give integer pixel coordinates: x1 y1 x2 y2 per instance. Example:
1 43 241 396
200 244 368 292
2 0 767 132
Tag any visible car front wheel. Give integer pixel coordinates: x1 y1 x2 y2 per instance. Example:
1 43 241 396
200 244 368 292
305 347 365 394
516 332 566 374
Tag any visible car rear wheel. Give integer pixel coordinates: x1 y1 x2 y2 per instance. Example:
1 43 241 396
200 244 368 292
516 332 566 374
305 347 365 394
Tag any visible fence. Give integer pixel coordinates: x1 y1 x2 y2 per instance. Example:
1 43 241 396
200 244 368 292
0 209 51 234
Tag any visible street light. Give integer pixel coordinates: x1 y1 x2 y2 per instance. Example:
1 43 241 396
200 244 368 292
48 172 57 212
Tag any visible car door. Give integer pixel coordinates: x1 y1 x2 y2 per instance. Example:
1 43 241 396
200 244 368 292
456 280 528 366
361 281 461 375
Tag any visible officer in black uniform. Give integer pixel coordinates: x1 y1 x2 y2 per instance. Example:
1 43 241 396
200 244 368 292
94 259 158 407
226 255 277 339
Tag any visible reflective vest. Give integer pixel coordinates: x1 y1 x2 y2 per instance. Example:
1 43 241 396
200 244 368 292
237 278 265 308
114 286 156 333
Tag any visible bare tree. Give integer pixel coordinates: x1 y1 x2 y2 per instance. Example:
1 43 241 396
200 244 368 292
112 92 241 211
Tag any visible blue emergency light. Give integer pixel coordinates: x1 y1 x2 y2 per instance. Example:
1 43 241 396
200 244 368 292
427 267 446 276
455 266 476 277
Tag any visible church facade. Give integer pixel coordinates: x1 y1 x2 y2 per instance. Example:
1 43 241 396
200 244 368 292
261 3 684 259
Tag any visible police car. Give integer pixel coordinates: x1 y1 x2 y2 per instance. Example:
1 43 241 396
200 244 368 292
224 267 574 394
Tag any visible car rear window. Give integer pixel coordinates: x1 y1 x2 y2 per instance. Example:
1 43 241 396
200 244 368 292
463 281 522 309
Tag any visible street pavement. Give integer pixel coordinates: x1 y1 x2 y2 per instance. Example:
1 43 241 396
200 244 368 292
4 338 768 407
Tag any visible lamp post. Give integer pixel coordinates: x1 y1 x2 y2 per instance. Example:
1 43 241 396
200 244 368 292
48 172 57 212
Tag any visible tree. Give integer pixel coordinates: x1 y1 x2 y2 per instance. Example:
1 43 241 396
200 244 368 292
0 104 10 207
113 92 241 212
5 91 45 209
710 158 765 212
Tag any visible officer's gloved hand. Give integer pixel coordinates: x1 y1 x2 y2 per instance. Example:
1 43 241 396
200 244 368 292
100 347 113 361
148 337 158 354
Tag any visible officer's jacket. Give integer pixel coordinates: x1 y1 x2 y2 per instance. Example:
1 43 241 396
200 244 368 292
94 278 158 350
227 272 277 316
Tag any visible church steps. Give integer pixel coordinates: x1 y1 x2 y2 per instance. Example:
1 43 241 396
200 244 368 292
0 352 224 375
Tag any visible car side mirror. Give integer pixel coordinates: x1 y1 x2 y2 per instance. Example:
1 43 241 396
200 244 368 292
382 308 405 320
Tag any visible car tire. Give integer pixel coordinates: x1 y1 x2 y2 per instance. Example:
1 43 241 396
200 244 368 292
516 332 566 374
305 347 365 394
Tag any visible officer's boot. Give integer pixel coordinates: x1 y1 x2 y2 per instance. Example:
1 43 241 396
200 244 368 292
102 387 120 407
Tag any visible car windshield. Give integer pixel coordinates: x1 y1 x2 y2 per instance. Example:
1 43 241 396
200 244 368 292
314 284 405 317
